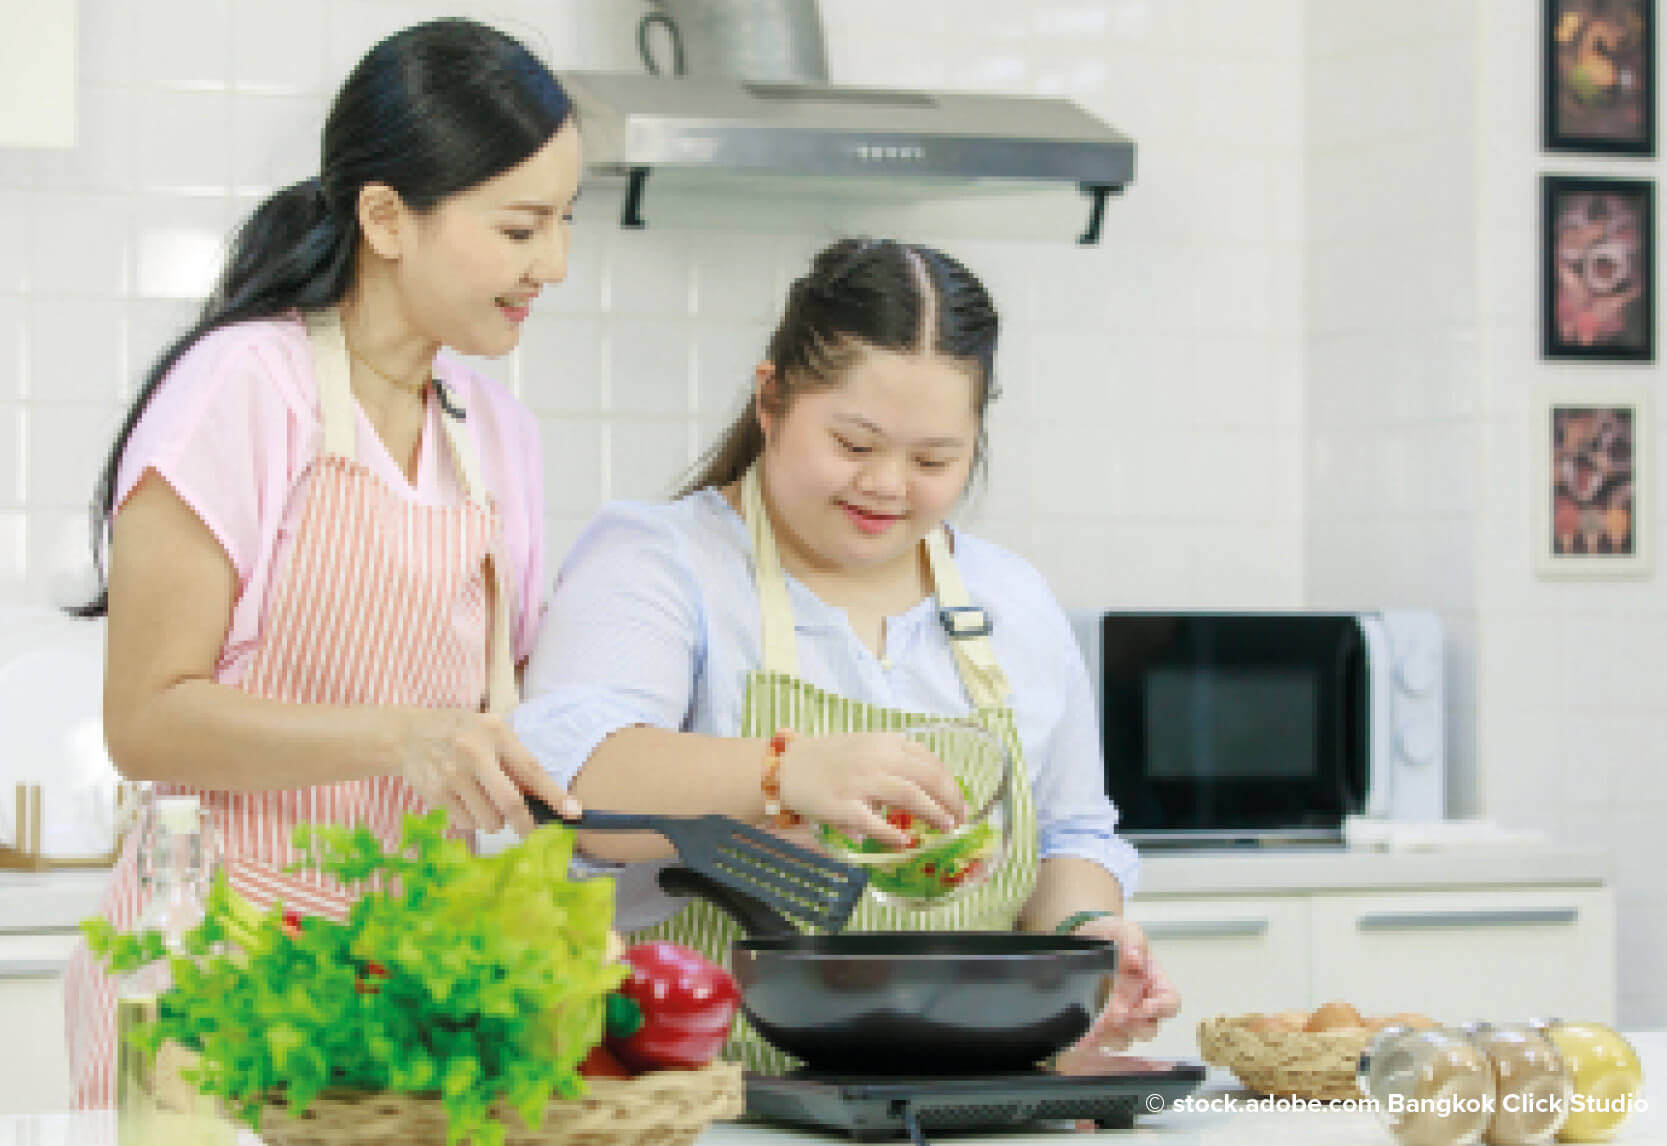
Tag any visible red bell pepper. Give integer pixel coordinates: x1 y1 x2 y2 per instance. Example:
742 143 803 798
604 941 740 1071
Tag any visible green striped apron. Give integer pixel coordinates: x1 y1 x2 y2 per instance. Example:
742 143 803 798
627 466 1039 1073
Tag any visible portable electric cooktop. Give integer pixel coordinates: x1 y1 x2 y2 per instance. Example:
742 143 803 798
744 1058 1208 1144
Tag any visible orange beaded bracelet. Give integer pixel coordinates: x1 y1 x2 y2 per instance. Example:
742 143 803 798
761 728 804 828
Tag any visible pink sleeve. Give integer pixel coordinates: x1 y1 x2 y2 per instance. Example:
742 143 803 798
114 326 303 585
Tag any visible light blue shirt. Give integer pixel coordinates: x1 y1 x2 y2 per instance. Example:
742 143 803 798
513 489 1140 929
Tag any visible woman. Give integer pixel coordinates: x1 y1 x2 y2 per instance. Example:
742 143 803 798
515 238 1179 1071
64 18 581 1107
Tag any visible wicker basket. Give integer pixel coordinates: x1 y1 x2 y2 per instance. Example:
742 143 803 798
1197 1015 1372 1102
251 1060 745 1146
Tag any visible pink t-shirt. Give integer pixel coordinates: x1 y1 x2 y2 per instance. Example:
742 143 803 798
115 314 546 687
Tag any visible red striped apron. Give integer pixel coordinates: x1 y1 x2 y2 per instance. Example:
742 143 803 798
63 308 520 1108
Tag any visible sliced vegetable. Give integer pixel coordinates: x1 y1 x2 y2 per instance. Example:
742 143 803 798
604 942 740 1071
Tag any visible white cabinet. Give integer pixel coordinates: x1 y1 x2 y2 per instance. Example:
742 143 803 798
1129 879 1615 1063
1127 897 1309 1060
1308 887 1614 1026
0 927 78 1114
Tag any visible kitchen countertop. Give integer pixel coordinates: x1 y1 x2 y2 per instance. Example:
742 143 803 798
2 1033 1660 1146
1134 844 1609 897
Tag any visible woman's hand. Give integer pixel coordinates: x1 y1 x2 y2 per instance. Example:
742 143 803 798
1054 916 1181 1070
777 732 969 849
392 708 580 836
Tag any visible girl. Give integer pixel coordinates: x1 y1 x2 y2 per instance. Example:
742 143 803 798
515 238 1179 1070
64 18 582 1107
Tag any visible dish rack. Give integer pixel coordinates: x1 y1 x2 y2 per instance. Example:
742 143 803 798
0 782 141 871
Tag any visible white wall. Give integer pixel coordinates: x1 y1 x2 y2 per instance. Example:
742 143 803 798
0 0 1306 618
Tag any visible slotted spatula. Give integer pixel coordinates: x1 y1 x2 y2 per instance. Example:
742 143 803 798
526 798 868 933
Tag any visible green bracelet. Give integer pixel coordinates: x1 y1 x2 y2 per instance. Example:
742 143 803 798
1054 909 1117 935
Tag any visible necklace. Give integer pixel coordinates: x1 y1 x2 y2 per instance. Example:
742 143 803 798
346 340 433 395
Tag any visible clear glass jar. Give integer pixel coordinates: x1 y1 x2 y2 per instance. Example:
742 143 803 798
116 794 231 1146
1358 1024 1498 1146
1462 1022 1571 1146
1535 1020 1643 1143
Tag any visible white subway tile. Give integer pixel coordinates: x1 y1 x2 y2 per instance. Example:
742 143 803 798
25 507 102 608
0 192 27 292
606 321 691 415
128 0 231 89
35 87 132 194
520 314 604 414
0 299 22 401
77 0 135 91
691 234 779 324
130 92 234 193
0 405 21 504
607 420 692 502
537 416 604 516
693 324 766 418
131 195 232 300
0 510 23 586
25 404 121 510
230 94 323 195
232 0 329 93
29 194 129 297
27 299 127 404
124 298 201 398
603 230 693 318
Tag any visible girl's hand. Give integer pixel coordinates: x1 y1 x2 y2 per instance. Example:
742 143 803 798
393 709 580 836
1054 916 1181 1071
777 732 970 849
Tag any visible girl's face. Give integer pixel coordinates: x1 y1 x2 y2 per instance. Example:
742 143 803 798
759 345 980 577
397 121 582 357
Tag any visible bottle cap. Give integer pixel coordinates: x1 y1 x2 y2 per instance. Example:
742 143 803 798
155 795 202 835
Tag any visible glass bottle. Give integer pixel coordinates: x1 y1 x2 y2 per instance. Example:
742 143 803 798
1358 1024 1497 1146
115 794 231 1146
1535 1020 1643 1143
1462 1022 1571 1146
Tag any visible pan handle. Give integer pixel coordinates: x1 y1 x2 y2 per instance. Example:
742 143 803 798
656 866 797 937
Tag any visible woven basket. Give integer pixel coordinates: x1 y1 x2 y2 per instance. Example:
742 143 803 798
252 1060 745 1146
1197 1015 1372 1102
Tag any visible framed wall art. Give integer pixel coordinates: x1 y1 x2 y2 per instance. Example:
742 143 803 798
1545 0 1655 155
1542 175 1654 361
1535 386 1651 577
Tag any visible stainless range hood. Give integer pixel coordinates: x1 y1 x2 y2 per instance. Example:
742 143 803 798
558 71 1136 244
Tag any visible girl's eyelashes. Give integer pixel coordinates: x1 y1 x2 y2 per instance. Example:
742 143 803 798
503 228 534 242
834 433 872 455
916 457 950 471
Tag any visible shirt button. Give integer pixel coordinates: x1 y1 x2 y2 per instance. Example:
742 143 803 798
879 655 893 671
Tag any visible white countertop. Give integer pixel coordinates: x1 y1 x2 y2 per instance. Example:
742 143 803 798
3 1034 1660 1146
1134 844 1609 897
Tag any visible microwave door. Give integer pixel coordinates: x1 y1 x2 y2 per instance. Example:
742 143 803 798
1099 614 1367 842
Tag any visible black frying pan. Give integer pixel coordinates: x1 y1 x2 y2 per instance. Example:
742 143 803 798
658 867 1118 1074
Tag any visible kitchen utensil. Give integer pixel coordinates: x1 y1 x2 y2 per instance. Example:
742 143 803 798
657 866 1118 1074
525 799 868 933
814 719 1013 909
637 0 827 82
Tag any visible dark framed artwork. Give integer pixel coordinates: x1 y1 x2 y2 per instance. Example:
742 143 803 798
1535 387 1651 577
1542 176 1654 361
1545 0 1655 155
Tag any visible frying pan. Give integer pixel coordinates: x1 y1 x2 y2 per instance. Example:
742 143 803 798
657 867 1119 1074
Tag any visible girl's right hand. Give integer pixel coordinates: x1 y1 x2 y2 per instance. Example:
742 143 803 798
393 709 580 837
777 732 969 849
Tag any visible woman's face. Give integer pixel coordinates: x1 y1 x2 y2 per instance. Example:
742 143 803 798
397 120 582 357
759 345 980 577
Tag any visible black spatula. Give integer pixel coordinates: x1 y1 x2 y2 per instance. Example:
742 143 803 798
526 798 868 933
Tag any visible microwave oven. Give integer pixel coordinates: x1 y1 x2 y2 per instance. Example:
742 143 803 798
1069 611 1445 845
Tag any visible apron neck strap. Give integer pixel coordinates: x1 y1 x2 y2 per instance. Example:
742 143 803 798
304 306 515 714
740 464 1011 706
304 307 490 507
